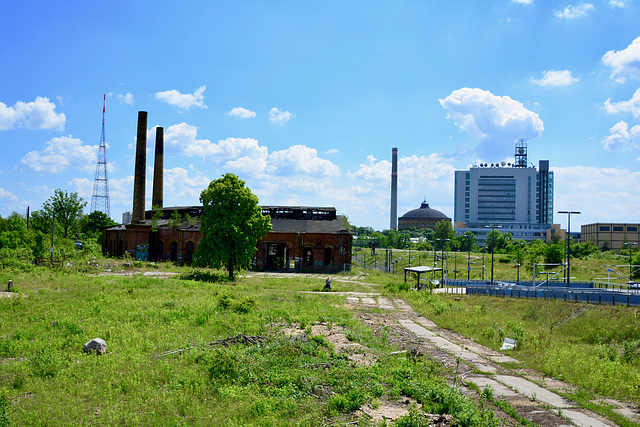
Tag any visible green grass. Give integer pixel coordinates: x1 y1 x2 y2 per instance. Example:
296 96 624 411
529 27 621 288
399 291 640 408
0 264 496 426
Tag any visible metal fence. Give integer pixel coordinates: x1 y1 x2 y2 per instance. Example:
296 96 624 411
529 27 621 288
461 282 640 307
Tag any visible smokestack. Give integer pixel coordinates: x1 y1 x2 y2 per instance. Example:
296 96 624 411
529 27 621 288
132 111 148 224
390 147 398 230
152 126 164 209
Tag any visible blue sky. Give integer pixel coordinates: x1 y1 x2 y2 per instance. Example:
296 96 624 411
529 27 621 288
1 0 640 232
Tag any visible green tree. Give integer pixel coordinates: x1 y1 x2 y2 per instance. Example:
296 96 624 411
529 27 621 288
194 173 272 281
37 189 86 238
79 211 117 244
433 220 454 248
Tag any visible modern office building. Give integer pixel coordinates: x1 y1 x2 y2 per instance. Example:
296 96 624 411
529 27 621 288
453 139 555 244
581 223 640 251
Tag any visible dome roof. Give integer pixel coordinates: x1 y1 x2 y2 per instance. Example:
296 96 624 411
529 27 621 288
399 201 449 221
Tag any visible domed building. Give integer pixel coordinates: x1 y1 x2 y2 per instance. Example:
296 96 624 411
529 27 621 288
398 201 450 230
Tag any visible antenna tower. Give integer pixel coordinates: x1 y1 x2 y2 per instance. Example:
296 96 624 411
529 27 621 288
90 95 111 217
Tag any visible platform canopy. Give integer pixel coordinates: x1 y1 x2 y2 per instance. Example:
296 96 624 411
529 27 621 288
404 266 442 288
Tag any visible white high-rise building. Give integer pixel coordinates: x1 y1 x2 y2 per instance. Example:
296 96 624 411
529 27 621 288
454 140 555 243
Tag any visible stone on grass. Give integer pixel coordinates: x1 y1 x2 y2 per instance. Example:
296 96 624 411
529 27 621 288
83 338 107 355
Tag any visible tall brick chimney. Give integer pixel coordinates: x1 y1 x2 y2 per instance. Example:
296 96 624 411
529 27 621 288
152 126 164 209
132 111 147 224
390 147 398 230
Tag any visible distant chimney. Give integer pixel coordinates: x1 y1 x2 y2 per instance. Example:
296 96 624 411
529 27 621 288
152 126 164 209
390 147 398 230
132 111 147 224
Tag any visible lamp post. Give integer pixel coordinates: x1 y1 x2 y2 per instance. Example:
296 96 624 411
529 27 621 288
558 211 581 288
406 244 411 268
484 225 502 286
624 242 637 283
516 242 524 284
436 238 449 284
466 234 472 281
482 249 485 280
50 211 56 263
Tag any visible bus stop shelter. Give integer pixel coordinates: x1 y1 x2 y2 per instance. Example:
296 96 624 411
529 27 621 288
404 266 442 289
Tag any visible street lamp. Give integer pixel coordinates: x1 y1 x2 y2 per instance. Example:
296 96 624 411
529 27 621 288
466 234 472 281
624 242 637 283
406 244 411 268
516 242 524 284
484 225 502 286
436 238 449 284
558 211 581 288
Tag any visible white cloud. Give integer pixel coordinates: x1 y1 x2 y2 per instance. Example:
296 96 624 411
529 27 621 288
439 88 544 158
604 87 640 120
602 36 640 83
512 0 533 4
0 97 66 131
267 145 340 177
553 165 640 224
226 107 256 119
601 121 640 151
155 86 207 110
609 0 627 8
554 3 594 18
530 70 579 87
118 93 134 105
0 188 18 201
68 177 93 201
21 136 97 174
326 148 339 154
162 167 211 204
268 107 293 125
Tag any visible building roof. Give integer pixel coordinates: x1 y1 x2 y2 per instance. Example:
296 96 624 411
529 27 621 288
269 215 351 234
400 201 449 221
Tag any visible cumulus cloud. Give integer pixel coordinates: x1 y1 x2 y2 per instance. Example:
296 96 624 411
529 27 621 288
609 0 627 8
21 136 97 174
554 3 594 18
268 107 293 125
162 123 338 179
0 187 18 201
155 86 207 110
604 88 640 120
439 88 544 158
118 93 134 105
553 165 640 223
267 145 340 177
0 97 66 131
601 121 640 151
530 70 579 87
226 107 256 119
602 36 640 83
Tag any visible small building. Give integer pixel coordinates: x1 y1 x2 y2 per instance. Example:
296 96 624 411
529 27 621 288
398 201 450 230
581 223 640 251
254 206 352 273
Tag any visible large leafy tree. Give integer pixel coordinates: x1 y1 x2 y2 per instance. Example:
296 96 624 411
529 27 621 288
194 173 272 281
34 189 86 239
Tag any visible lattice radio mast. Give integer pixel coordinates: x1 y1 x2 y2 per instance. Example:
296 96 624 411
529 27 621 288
90 94 111 217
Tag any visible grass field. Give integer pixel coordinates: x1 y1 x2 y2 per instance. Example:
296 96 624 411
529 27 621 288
1 252 639 426
0 262 499 426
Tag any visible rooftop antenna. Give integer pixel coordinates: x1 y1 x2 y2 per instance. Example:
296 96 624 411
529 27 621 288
90 94 111 218
514 137 527 168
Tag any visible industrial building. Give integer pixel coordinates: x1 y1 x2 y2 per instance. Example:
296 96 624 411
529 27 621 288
581 223 640 251
102 111 352 273
453 139 556 244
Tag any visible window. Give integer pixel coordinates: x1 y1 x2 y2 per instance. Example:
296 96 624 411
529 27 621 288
613 226 624 232
600 226 610 232
628 226 638 232
303 248 313 266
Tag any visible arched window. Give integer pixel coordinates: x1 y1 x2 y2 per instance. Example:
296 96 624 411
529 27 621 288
303 248 313 266
324 247 333 266
185 241 195 265
170 241 178 262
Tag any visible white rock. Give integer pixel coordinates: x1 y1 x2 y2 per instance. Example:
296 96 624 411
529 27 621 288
83 338 107 355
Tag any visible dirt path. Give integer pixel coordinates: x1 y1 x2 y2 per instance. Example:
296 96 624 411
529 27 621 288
338 290 631 427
